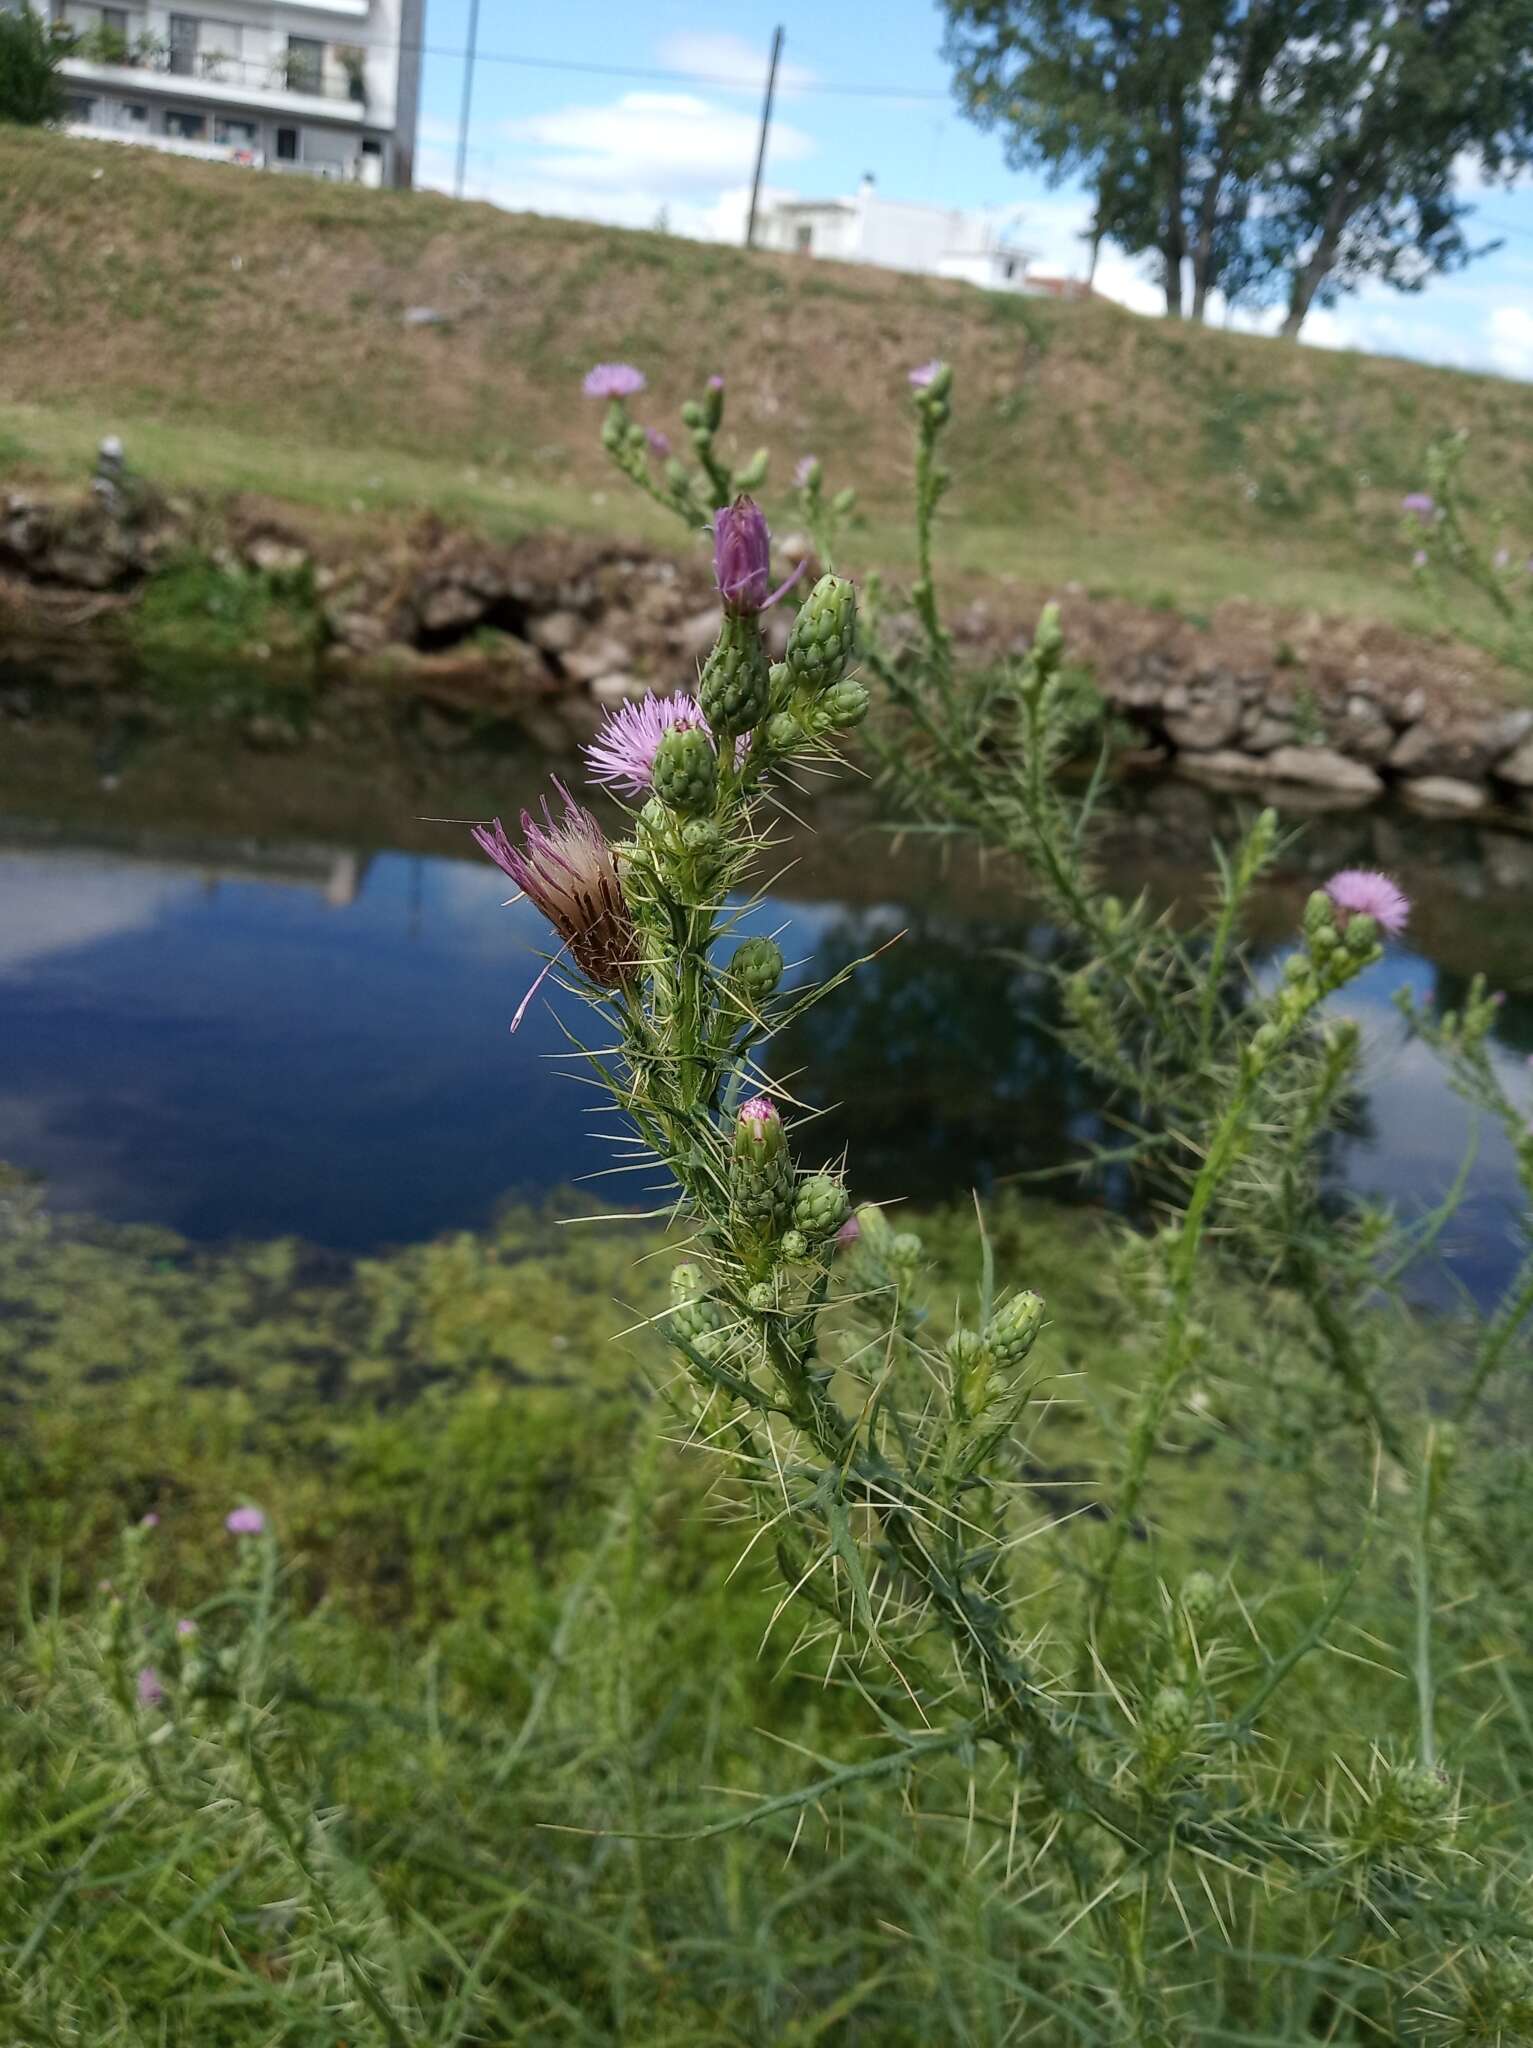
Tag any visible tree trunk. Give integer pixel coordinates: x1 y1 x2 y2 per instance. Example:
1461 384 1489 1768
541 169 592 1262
1164 103 1187 317
1281 182 1353 338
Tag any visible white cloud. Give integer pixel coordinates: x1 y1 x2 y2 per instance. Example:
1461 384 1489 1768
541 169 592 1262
656 31 818 96
506 89 814 198
1488 305 1533 379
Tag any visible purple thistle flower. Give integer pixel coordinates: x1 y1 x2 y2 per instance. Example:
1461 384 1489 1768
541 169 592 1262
909 358 944 389
712 496 806 614
645 426 671 457
1413 549 1429 570
176 1617 199 1639
794 454 819 489
1494 546 1511 570
1324 869 1411 938
706 373 724 392
1491 989 1507 1006
585 692 710 797
835 1213 861 1246
226 1505 266 1535
137 1665 166 1708
583 362 646 400
139 1512 159 1528
1402 492 1435 523
472 782 637 1023
739 1095 778 1126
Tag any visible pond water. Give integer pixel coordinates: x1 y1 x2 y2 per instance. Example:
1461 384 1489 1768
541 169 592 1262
1 733 1530 1304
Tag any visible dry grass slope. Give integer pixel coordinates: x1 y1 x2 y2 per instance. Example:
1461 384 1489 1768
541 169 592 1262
3 124 1533 619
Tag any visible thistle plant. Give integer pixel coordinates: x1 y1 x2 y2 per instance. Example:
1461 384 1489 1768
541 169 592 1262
586 363 767 529
1402 430 1533 675
568 354 1533 2035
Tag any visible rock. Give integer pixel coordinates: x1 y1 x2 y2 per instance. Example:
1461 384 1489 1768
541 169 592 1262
1164 674 1241 750
1495 735 1533 788
417 580 487 635
1241 713 1293 752
1394 688 1427 729
326 605 391 653
565 634 633 683
245 535 310 578
1399 775 1490 815
1387 716 1511 780
403 305 448 326
589 671 649 706
527 607 584 655
1337 693 1395 763
1263 746 1384 797
677 606 723 661
1173 749 1273 784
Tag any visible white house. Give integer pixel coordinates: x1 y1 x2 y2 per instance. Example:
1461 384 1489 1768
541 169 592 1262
756 177 1037 293
39 0 422 185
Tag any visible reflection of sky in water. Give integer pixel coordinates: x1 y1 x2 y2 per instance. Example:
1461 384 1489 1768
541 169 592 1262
1 842 1529 1300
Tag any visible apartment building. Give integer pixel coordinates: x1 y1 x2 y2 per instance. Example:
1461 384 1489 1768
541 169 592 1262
46 0 422 185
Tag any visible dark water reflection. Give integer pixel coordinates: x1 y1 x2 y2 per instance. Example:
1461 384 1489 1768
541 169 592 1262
0 765 1529 1303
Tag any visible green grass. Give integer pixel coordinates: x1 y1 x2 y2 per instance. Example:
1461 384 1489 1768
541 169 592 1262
3 126 1533 628
3 1177 1530 2041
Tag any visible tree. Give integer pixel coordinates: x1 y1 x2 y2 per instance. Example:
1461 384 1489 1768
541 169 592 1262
0 3 64 127
943 0 1304 320
943 0 1533 335
1262 0 1533 336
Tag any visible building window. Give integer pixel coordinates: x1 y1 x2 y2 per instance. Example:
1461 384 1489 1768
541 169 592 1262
64 93 97 122
795 224 813 254
164 107 205 139
275 126 298 160
285 35 323 93
123 100 146 124
167 13 196 75
214 116 256 147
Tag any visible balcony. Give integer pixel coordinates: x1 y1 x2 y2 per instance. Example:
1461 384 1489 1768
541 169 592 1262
58 28 370 116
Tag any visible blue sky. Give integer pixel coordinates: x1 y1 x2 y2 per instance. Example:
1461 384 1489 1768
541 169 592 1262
411 1 1533 381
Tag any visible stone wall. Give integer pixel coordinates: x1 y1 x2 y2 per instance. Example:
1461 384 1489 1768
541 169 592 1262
4 475 1531 817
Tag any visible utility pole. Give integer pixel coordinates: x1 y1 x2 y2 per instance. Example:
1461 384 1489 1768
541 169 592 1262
454 0 480 199
744 26 783 249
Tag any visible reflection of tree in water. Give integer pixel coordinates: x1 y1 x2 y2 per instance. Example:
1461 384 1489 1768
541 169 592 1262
774 909 1122 1206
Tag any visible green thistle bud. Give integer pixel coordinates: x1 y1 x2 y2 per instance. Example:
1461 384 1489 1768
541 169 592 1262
831 485 857 516
1147 1684 1195 1746
765 711 800 751
854 1203 892 1253
681 818 722 871
1303 889 1335 938
793 1173 850 1241
1344 912 1378 955
729 934 784 1004
984 1291 1045 1370
779 1228 809 1262
671 1262 707 1305
699 613 772 739
1392 1762 1452 1823
731 1097 792 1232
1179 1570 1220 1626
680 399 703 429
746 1280 774 1314
651 726 717 817
946 1327 992 1406
702 376 724 431
672 1292 725 1349
946 1327 985 1363
890 1231 922 1265
786 574 858 694
820 679 869 731
735 446 768 490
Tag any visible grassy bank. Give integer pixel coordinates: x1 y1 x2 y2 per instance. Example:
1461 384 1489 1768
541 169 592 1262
5 1174 1530 2041
4 128 1533 627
